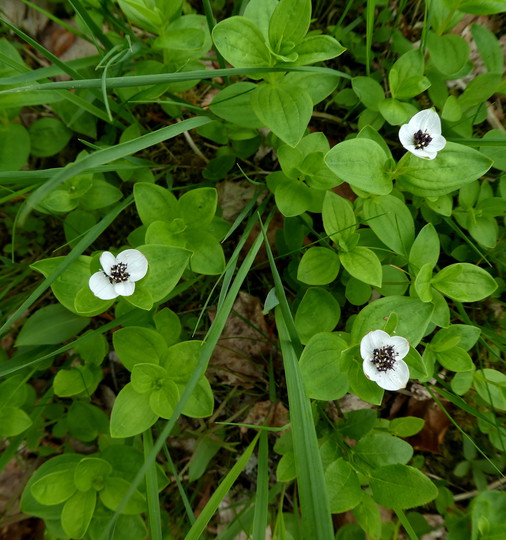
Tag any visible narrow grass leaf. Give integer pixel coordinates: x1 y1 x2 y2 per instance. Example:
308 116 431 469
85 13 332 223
252 431 269 540
185 435 260 540
275 309 334 540
143 430 162 540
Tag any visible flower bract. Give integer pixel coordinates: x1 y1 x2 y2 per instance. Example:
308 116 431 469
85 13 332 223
360 329 410 391
399 109 446 160
89 249 148 300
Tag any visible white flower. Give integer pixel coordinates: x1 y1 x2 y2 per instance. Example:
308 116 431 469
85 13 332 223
89 249 148 300
399 109 446 160
360 329 410 391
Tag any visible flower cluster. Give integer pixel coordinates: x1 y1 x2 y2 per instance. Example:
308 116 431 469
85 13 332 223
360 330 410 391
89 249 148 300
399 109 446 160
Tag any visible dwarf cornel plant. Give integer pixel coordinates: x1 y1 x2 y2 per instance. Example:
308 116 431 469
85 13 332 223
0 0 505 539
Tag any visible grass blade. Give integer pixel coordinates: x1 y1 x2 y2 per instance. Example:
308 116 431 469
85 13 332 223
252 431 269 540
275 309 334 539
143 430 162 540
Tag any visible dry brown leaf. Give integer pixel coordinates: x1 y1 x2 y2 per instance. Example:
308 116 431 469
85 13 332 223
208 292 275 387
216 179 258 221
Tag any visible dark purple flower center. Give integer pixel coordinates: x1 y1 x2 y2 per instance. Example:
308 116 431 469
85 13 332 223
372 345 397 372
413 129 432 150
106 262 130 284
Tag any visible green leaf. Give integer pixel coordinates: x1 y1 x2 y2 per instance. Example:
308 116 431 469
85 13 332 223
351 296 434 346
409 223 440 272
352 76 385 111
389 417 425 437
209 82 263 128
427 32 470 76
53 365 99 397
149 381 180 419
299 332 349 400
15 304 89 346
131 363 168 394
389 49 431 99
322 191 356 242
61 489 96 539
448 0 506 15
284 71 340 105
113 326 167 371
325 458 362 513
134 183 178 226
458 72 502 109
294 288 341 344
354 433 413 468
325 139 392 195
431 324 481 351
370 464 438 509
31 468 76 505
100 477 146 514
153 308 181 347
212 17 272 67
297 247 340 285
185 231 226 275
378 98 418 125
179 187 217 228
0 123 30 171
397 142 492 196
471 23 504 73
74 458 112 492
436 347 474 372
179 377 214 418
353 493 382 540
109 384 158 438
473 369 506 411
138 244 191 302
270 173 322 216
415 263 434 303
432 263 497 302
268 0 311 54
340 246 382 288
251 81 313 147
161 340 202 381
291 35 345 65
29 117 72 158
0 406 32 437
363 195 414 257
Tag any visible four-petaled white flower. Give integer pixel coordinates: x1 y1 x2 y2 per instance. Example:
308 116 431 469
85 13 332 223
360 329 410 391
89 249 148 300
399 109 446 160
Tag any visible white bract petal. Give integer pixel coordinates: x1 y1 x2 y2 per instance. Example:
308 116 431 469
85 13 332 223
89 271 118 300
100 251 116 276
116 249 148 281
399 109 446 160
113 280 136 297
89 248 148 300
360 329 410 391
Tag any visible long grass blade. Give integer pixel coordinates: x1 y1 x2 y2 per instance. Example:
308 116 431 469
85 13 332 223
274 309 334 539
252 430 269 540
0 65 350 94
144 429 162 540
